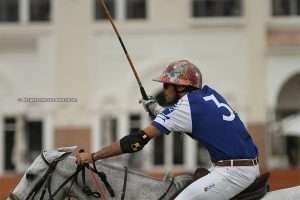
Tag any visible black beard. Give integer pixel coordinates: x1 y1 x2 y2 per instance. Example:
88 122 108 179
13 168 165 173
166 95 180 106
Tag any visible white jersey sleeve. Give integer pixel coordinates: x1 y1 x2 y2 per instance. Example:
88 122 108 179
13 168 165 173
152 95 192 134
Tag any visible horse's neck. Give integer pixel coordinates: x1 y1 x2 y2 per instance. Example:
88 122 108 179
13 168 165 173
53 155 178 200
94 161 178 200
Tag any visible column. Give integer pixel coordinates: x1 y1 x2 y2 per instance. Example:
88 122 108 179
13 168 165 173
164 133 173 170
141 113 152 169
245 0 268 171
184 136 196 171
20 0 29 24
118 111 128 138
117 111 130 165
43 114 54 150
91 114 101 151
116 0 125 20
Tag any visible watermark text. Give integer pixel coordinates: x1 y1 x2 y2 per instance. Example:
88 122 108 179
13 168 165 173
17 97 78 103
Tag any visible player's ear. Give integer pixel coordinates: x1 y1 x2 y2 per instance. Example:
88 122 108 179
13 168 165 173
176 85 188 93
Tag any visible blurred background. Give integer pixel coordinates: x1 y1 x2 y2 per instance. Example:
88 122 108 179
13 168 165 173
1 0 300 198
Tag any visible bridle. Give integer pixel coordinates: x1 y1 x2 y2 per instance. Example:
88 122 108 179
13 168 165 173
158 177 174 200
9 151 115 200
9 151 174 200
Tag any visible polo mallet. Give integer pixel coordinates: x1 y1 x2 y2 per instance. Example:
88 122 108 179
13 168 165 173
96 0 155 118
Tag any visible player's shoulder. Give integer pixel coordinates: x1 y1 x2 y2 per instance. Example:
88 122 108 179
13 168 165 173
186 85 208 99
190 85 220 96
162 95 190 114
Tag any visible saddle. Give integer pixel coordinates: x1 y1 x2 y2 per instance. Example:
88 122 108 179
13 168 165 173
173 168 270 200
231 172 270 200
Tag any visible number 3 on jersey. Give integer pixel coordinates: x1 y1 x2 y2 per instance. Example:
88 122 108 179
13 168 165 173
203 94 235 121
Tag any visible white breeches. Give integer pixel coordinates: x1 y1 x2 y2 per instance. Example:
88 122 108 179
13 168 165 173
175 165 260 200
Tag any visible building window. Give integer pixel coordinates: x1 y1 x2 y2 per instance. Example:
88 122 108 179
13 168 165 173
95 0 116 20
25 120 43 162
129 113 141 133
154 134 165 165
128 113 143 168
126 0 146 19
4 117 16 171
192 0 242 17
173 133 184 165
272 73 300 167
272 0 300 16
95 0 147 20
0 0 51 23
100 116 118 146
0 0 19 22
29 0 51 22
3 116 43 171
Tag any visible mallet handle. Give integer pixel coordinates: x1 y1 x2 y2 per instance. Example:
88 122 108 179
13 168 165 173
97 0 149 101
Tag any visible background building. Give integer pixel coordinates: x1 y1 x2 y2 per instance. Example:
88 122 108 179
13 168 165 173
1 0 300 198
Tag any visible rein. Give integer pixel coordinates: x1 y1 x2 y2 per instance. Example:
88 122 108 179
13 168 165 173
17 150 174 200
90 161 115 197
158 177 175 200
80 166 101 198
24 151 115 200
121 167 128 200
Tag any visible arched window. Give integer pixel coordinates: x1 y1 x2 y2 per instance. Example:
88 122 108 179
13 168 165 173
276 73 300 167
277 73 300 120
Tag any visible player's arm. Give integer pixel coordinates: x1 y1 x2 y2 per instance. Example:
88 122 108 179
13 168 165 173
76 125 161 165
118 125 160 153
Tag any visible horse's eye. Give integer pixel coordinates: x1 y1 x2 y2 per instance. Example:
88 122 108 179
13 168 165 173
26 172 36 180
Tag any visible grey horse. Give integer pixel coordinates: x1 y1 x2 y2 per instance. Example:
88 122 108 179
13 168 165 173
8 147 300 200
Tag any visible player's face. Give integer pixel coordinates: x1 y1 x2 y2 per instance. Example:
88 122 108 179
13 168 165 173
163 83 177 103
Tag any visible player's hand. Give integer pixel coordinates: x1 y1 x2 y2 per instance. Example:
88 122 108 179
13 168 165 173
139 96 163 117
75 149 93 165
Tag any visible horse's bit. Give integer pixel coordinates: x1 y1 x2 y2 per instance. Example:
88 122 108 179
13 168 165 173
11 151 115 200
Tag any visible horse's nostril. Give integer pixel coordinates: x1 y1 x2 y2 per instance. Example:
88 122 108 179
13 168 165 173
26 172 36 180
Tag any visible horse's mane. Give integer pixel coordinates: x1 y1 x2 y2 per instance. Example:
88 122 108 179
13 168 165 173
99 161 164 182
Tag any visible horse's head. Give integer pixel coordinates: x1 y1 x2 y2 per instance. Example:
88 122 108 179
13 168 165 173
8 147 77 200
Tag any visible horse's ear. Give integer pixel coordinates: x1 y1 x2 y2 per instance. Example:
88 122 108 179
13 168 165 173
57 146 78 153
163 171 172 181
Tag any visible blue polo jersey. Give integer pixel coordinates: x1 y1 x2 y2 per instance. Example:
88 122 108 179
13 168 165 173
152 85 258 162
